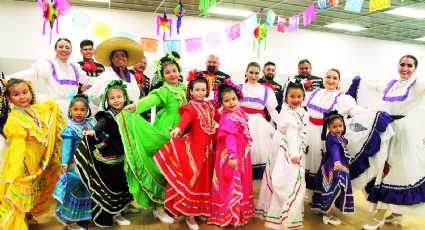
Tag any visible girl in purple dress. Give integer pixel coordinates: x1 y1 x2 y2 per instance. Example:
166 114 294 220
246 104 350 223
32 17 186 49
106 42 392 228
311 111 353 225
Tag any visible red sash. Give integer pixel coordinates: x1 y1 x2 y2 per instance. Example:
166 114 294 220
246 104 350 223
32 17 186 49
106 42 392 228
309 116 324 126
240 106 266 119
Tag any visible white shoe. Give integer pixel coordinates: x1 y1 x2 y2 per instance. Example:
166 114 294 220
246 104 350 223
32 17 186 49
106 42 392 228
385 214 403 225
68 223 84 230
323 215 341 225
153 209 174 224
363 218 385 230
113 214 131 226
186 218 199 230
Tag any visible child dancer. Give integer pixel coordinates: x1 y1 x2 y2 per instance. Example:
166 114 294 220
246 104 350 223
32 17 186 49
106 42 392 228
255 79 308 229
53 93 94 230
154 70 221 230
208 79 254 227
239 62 278 179
0 78 65 230
311 111 353 225
76 80 136 227
121 52 186 224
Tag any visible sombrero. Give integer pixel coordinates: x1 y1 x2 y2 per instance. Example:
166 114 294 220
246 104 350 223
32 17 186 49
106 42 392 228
94 37 144 67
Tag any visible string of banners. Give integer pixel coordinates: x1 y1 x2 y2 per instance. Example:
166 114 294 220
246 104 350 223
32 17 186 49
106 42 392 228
36 0 392 54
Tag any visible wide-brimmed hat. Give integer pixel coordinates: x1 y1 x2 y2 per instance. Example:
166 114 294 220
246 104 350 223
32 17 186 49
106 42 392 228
94 37 144 67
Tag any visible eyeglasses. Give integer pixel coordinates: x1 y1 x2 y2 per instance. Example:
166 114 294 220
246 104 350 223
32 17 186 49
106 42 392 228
399 63 415 68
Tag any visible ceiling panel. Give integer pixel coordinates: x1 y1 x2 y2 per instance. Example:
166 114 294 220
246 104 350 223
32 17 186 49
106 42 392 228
16 0 425 45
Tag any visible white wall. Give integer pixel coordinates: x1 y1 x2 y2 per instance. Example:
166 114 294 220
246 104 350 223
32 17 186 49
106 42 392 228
1 0 425 90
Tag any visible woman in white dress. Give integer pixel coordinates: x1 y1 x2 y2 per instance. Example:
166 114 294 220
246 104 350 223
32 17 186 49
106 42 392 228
10 38 96 116
347 55 425 230
84 37 142 113
239 62 279 179
304 69 393 202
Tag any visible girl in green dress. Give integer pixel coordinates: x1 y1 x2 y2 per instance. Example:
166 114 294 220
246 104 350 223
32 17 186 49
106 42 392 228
122 52 187 224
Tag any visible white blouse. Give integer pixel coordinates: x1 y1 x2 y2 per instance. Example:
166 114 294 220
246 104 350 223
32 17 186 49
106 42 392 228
84 67 140 111
239 82 279 122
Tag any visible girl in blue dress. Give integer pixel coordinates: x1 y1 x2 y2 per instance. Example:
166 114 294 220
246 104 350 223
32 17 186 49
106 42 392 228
53 93 94 230
311 111 353 226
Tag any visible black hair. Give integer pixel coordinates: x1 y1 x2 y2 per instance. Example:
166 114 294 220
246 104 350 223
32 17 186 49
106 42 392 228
217 82 242 108
246 62 261 72
399 55 418 67
321 111 345 140
187 75 209 100
298 59 311 67
160 56 180 80
284 80 305 103
68 94 91 118
104 84 129 110
263 61 276 69
55 38 72 49
109 50 128 66
327 68 341 80
4 78 34 105
80 39 94 49
171 51 181 59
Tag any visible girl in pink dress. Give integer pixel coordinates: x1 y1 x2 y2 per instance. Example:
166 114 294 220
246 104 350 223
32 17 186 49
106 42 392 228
208 79 254 227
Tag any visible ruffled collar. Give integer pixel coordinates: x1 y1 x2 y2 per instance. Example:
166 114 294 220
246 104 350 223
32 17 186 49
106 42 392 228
67 118 94 138
222 107 252 141
54 56 69 64
383 77 416 102
307 88 343 113
164 82 187 105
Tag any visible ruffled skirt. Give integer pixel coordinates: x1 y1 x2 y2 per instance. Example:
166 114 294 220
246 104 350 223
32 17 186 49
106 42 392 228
75 136 133 227
367 104 425 217
255 130 305 229
53 162 91 225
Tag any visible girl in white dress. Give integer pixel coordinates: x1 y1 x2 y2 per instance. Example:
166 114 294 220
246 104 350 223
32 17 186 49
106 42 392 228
347 55 425 230
10 38 96 115
255 78 308 229
239 62 279 179
304 69 393 201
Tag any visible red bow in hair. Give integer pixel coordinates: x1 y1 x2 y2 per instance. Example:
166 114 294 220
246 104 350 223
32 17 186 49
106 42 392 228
134 72 146 83
83 62 98 72
187 69 202 81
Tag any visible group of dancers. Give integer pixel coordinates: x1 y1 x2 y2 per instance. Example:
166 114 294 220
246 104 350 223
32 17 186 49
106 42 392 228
0 36 424 230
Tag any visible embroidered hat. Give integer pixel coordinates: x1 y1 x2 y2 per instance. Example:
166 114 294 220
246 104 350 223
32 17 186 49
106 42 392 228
94 37 144 67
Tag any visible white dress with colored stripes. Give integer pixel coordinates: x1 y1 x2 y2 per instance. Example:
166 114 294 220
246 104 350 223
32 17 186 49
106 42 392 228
255 103 307 229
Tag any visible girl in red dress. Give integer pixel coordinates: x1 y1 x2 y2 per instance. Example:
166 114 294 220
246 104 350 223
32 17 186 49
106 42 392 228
154 70 220 230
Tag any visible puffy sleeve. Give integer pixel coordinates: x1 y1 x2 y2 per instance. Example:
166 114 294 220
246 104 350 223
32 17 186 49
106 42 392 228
337 94 369 117
84 75 110 108
278 110 300 157
60 128 75 166
10 59 52 81
329 143 341 164
93 112 110 138
265 87 279 123
134 88 165 114
361 78 387 94
414 76 425 96
176 105 194 131
3 119 27 182
77 65 96 86
218 117 238 159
